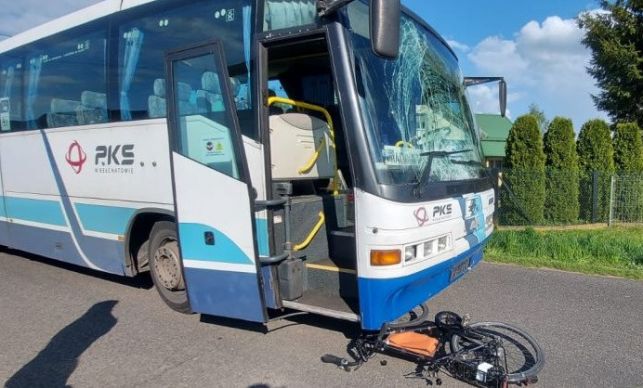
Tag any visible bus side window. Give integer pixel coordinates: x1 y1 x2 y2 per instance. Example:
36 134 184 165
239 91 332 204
23 27 107 130
263 0 317 31
116 0 257 139
0 54 25 131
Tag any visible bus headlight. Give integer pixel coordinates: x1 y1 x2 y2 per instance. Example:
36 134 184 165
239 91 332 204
423 240 434 257
371 250 401 266
438 236 449 251
486 214 494 228
404 246 416 262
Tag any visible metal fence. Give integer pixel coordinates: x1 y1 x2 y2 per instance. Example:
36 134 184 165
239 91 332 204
610 174 643 225
492 169 643 227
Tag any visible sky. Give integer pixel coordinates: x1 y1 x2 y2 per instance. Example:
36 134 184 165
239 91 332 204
0 0 608 130
403 0 609 129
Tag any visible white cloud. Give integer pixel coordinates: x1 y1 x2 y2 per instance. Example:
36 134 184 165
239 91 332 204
466 84 520 117
446 39 470 52
468 37 528 80
466 15 607 128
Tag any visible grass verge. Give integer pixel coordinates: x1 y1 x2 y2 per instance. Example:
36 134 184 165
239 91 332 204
485 227 643 280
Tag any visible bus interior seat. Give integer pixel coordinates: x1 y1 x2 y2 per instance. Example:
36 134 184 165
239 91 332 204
47 98 81 128
148 78 168 118
270 112 336 180
149 79 196 118
196 71 223 113
263 0 316 31
178 82 198 116
77 91 107 125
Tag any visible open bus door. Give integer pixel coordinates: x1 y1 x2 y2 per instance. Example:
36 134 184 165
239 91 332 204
164 42 266 323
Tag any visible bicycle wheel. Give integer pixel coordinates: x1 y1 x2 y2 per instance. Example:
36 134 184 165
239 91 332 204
450 322 544 384
387 303 430 329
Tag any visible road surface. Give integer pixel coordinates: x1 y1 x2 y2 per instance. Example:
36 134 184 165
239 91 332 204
1 250 641 387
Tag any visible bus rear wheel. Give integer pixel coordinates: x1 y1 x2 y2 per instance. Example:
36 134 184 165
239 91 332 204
148 221 190 313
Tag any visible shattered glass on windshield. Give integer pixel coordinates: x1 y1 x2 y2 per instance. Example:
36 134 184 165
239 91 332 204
346 2 484 185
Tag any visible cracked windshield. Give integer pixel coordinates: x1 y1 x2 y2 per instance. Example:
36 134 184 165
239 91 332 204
346 2 484 186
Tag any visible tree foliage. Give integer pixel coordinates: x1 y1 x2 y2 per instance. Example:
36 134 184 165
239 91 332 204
543 117 580 223
577 119 615 221
612 122 643 221
501 115 546 225
579 1 643 127
528 103 549 134
613 122 643 172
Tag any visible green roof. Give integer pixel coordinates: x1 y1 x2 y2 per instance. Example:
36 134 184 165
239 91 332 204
481 141 507 158
476 114 513 141
476 114 513 158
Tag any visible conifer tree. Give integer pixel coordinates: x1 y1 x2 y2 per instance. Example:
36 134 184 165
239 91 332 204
500 115 546 224
577 119 614 221
544 117 579 223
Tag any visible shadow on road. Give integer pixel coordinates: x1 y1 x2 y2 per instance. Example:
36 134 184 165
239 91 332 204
5 300 118 388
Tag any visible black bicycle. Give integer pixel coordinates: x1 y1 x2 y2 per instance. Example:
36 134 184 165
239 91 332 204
322 306 544 387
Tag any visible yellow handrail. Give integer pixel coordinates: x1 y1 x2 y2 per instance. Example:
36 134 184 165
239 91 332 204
395 140 414 148
267 96 340 195
293 212 326 252
298 136 327 175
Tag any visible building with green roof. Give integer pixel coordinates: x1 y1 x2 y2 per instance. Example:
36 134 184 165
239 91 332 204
475 113 513 169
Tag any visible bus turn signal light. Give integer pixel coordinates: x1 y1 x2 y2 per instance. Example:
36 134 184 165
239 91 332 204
371 250 401 266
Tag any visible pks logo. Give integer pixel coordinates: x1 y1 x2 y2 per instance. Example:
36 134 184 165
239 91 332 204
414 207 429 227
95 145 135 166
65 140 87 174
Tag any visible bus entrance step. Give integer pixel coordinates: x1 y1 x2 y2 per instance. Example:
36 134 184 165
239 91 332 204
306 259 357 299
283 290 360 322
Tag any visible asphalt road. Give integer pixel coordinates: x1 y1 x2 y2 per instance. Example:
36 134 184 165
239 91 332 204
1 249 642 388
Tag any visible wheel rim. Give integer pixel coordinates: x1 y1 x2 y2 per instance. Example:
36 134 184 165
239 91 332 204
451 322 544 383
153 240 185 291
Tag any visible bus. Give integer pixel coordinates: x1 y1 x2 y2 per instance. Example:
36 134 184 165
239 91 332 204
0 0 502 331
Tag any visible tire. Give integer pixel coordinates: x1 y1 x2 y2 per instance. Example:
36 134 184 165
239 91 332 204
387 303 430 329
450 321 544 384
148 221 191 313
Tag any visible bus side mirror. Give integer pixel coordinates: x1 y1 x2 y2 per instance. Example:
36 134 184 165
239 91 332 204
499 79 507 118
370 0 400 58
464 77 508 117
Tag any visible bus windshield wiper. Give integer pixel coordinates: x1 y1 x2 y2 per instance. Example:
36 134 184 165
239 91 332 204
414 149 472 197
451 159 485 167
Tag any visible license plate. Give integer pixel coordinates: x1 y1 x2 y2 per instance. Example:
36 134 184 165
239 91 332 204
450 259 470 281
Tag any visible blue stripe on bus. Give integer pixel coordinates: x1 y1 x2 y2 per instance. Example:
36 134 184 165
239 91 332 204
75 203 137 235
3 196 67 226
255 218 269 257
178 223 254 265
0 220 126 275
358 240 487 331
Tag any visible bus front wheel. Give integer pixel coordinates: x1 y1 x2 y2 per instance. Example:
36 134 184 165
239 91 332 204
148 221 191 313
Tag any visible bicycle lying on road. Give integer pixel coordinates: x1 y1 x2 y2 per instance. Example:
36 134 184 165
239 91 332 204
322 306 544 387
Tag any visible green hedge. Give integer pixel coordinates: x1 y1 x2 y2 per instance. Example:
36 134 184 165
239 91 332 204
543 117 579 223
500 115 546 225
613 122 643 221
577 119 614 221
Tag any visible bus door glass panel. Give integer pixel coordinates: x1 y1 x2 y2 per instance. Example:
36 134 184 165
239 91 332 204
167 44 265 323
173 55 238 177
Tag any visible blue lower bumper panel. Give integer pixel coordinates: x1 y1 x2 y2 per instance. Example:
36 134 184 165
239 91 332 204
184 268 265 323
358 242 486 331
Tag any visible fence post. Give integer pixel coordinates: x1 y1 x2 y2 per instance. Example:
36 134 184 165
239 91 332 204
592 171 599 222
608 175 616 226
